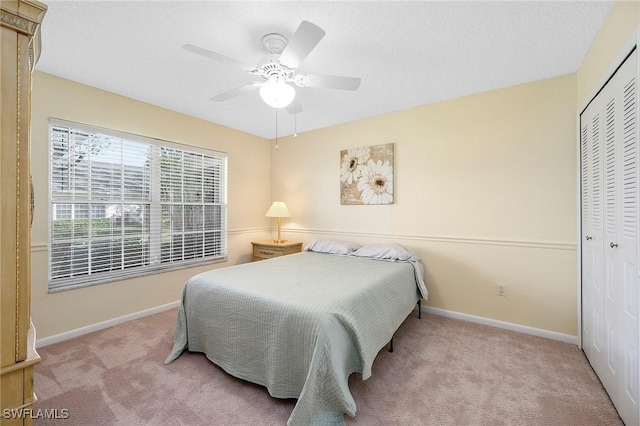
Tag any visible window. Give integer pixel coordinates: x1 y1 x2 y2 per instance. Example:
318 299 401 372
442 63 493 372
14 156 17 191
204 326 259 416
49 119 227 292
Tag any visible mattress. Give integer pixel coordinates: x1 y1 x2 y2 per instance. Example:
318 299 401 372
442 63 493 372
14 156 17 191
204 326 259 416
165 251 423 425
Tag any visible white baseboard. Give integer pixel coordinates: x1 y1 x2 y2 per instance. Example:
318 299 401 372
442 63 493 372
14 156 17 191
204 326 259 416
35 300 577 348
36 300 180 348
421 306 578 346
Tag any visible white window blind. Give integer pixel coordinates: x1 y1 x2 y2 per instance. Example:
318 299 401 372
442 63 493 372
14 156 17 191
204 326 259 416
49 119 227 292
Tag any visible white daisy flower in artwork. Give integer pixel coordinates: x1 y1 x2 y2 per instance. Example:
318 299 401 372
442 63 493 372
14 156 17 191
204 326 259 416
340 147 371 184
357 159 394 204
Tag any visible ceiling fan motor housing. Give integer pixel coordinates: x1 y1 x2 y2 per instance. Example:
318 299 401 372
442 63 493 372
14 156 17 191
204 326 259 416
255 53 295 82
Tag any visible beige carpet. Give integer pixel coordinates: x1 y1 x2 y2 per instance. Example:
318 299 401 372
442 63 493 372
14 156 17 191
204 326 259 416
34 309 622 425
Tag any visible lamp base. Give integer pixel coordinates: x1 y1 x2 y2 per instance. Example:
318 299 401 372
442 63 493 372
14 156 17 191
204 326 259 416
273 239 287 244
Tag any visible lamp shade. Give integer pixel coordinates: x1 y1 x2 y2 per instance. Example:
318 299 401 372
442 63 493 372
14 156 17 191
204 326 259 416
265 201 291 218
259 79 296 108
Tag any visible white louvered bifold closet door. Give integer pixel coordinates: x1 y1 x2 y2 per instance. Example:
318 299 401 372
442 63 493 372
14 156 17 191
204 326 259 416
581 74 605 379
581 48 639 426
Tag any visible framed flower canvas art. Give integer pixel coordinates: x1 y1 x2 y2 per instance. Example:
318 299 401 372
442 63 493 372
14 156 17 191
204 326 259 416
340 143 394 205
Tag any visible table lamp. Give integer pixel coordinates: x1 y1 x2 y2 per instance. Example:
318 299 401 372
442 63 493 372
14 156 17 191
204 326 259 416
265 201 291 243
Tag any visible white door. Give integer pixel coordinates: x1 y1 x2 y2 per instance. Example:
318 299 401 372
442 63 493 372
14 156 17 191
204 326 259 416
581 83 605 379
581 48 639 426
601 74 618 402
614 48 639 426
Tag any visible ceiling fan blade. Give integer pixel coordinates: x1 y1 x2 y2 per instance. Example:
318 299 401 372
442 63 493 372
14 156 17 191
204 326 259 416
183 44 255 71
279 21 325 69
287 99 303 114
298 74 361 91
210 82 262 102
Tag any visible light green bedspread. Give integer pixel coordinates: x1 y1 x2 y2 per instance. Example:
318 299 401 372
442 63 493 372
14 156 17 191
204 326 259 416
165 252 424 425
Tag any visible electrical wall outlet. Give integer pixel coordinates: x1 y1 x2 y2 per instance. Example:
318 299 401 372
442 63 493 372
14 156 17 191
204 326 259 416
497 283 506 297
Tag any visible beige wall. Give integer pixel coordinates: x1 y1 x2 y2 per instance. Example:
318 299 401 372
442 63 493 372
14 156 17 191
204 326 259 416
30 72 272 339
269 0 640 338
31 1 639 341
577 0 639 108
271 74 578 336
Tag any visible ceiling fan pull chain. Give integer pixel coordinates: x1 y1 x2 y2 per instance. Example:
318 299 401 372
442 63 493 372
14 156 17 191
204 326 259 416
275 108 279 150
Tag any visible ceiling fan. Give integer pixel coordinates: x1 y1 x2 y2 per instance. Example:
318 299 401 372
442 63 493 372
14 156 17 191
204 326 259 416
183 21 361 113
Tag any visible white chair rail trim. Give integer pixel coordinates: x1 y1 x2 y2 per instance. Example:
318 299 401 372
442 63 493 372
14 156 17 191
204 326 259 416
281 228 576 251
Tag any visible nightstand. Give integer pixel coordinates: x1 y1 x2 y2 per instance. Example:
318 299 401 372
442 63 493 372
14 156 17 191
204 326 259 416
251 240 303 261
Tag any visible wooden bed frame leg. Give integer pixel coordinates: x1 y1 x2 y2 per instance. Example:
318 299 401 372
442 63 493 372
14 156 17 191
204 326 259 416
389 338 393 353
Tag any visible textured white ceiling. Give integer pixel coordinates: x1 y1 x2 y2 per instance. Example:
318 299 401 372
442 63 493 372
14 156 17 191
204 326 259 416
36 1 614 139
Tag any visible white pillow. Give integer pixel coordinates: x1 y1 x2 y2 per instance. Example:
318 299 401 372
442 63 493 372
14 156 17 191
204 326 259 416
351 243 419 261
304 239 362 255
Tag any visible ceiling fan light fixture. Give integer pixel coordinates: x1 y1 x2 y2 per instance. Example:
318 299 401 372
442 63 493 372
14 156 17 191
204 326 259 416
260 77 296 108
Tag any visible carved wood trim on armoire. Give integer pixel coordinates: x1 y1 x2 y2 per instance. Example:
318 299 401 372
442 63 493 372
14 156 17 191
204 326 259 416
1 1 47 424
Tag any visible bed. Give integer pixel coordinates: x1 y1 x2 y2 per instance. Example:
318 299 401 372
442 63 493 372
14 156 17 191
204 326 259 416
165 240 428 425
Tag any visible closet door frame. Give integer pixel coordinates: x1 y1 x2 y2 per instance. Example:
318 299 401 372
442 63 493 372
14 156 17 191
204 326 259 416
577 27 640 426
578 27 639 351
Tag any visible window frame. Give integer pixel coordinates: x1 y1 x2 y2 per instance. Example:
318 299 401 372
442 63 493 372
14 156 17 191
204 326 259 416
48 118 228 293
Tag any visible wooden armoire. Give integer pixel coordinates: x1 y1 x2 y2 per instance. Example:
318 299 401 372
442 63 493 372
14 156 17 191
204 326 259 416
0 1 47 425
